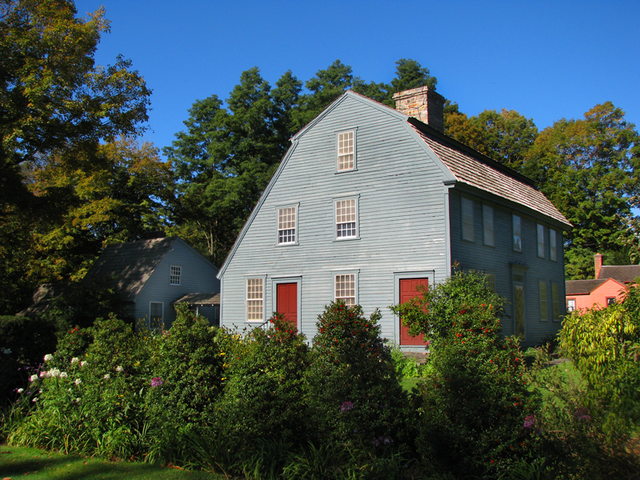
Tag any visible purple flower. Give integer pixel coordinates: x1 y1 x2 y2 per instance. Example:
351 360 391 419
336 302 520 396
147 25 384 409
341 401 354 412
574 408 591 421
524 415 537 429
151 377 163 387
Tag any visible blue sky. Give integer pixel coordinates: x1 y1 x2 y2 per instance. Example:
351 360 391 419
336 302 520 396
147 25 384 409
74 0 640 158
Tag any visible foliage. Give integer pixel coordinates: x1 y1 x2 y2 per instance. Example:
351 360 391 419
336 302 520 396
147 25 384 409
390 345 430 379
524 102 640 278
145 305 226 462
392 270 543 478
306 302 411 450
216 313 310 449
0 315 57 406
559 286 640 435
0 0 151 213
445 106 538 171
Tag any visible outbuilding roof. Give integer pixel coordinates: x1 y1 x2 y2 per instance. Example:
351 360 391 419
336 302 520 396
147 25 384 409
598 265 640 283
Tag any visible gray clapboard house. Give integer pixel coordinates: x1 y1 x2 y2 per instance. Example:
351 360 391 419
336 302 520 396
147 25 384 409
83 237 220 329
217 87 571 348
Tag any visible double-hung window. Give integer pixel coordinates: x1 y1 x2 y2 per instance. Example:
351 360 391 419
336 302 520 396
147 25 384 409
539 281 548 321
461 197 474 242
483 204 494 246
537 224 545 258
513 214 522 252
170 266 181 285
335 274 356 306
335 198 357 239
549 229 558 262
552 283 560 320
246 278 264 322
337 130 355 172
277 206 297 244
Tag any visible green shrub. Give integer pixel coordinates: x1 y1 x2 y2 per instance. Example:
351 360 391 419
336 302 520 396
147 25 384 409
393 269 542 478
560 286 640 435
306 302 411 450
145 305 226 462
216 313 310 449
0 315 57 406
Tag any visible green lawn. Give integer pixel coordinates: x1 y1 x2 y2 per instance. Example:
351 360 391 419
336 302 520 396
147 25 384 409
0 445 226 480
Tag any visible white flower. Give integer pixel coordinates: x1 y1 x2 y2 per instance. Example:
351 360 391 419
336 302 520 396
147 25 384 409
44 354 53 362
115 366 123 373
39 389 42 393
39 371 46 378
75 398 80 403
71 357 80 364
60 372 68 378
17 388 24 394
29 374 38 382
80 361 88 367
32 397 38 402
74 378 82 385
103 374 110 379
49 368 60 377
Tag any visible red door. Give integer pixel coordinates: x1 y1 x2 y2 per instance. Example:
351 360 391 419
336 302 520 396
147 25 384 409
276 283 297 328
399 278 428 345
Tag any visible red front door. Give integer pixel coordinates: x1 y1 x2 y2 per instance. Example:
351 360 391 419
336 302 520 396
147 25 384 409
276 283 297 328
399 278 429 345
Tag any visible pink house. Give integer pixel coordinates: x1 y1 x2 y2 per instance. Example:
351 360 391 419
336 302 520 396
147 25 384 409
565 254 640 312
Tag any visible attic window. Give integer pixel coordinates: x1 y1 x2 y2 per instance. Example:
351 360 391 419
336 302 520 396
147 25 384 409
337 130 355 171
170 266 181 285
278 206 297 244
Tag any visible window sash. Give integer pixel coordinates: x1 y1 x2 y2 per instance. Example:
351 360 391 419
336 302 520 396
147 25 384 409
462 197 474 241
278 207 296 244
483 204 494 246
246 278 264 322
335 274 356 305
337 131 354 171
336 199 357 238
513 214 522 252
552 283 560 320
550 229 557 261
537 224 545 258
170 266 181 285
539 281 548 321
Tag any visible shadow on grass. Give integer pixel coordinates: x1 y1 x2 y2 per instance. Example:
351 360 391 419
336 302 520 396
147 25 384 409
0 446 222 479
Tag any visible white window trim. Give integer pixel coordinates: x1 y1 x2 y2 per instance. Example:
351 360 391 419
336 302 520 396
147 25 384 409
537 223 545 259
567 298 576 313
276 204 299 246
513 214 522 252
245 276 266 323
336 128 357 173
334 195 360 241
483 204 494 247
461 196 474 242
333 270 359 306
170 265 181 286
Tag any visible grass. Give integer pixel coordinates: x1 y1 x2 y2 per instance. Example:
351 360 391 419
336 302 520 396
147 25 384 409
0 445 226 480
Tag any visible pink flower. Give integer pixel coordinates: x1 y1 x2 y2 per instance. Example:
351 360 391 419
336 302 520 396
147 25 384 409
151 377 163 387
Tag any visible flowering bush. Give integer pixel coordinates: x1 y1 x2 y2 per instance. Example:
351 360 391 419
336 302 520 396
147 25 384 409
216 313 310 449
393 269 542 478
305 302 411 450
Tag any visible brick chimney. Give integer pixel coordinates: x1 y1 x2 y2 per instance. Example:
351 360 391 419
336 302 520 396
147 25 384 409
393 86 446 133
594 253 603 279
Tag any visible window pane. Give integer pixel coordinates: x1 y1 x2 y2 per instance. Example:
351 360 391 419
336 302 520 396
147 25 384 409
550 229 557 261
462 197 474 241
513 215 522 252
552 283 560 320
337 131 354 171
278 207 296 244
335 274 356 305
483 204 494 246
170 266 181 285
247 278 263 321
539 281 548 321
336 199 357 238
537 224 545 258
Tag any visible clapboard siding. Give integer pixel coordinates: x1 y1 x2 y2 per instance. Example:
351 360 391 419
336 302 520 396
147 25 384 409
219 91 568 348
220 94 449 343
449 189 566 346
135 240 220 328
